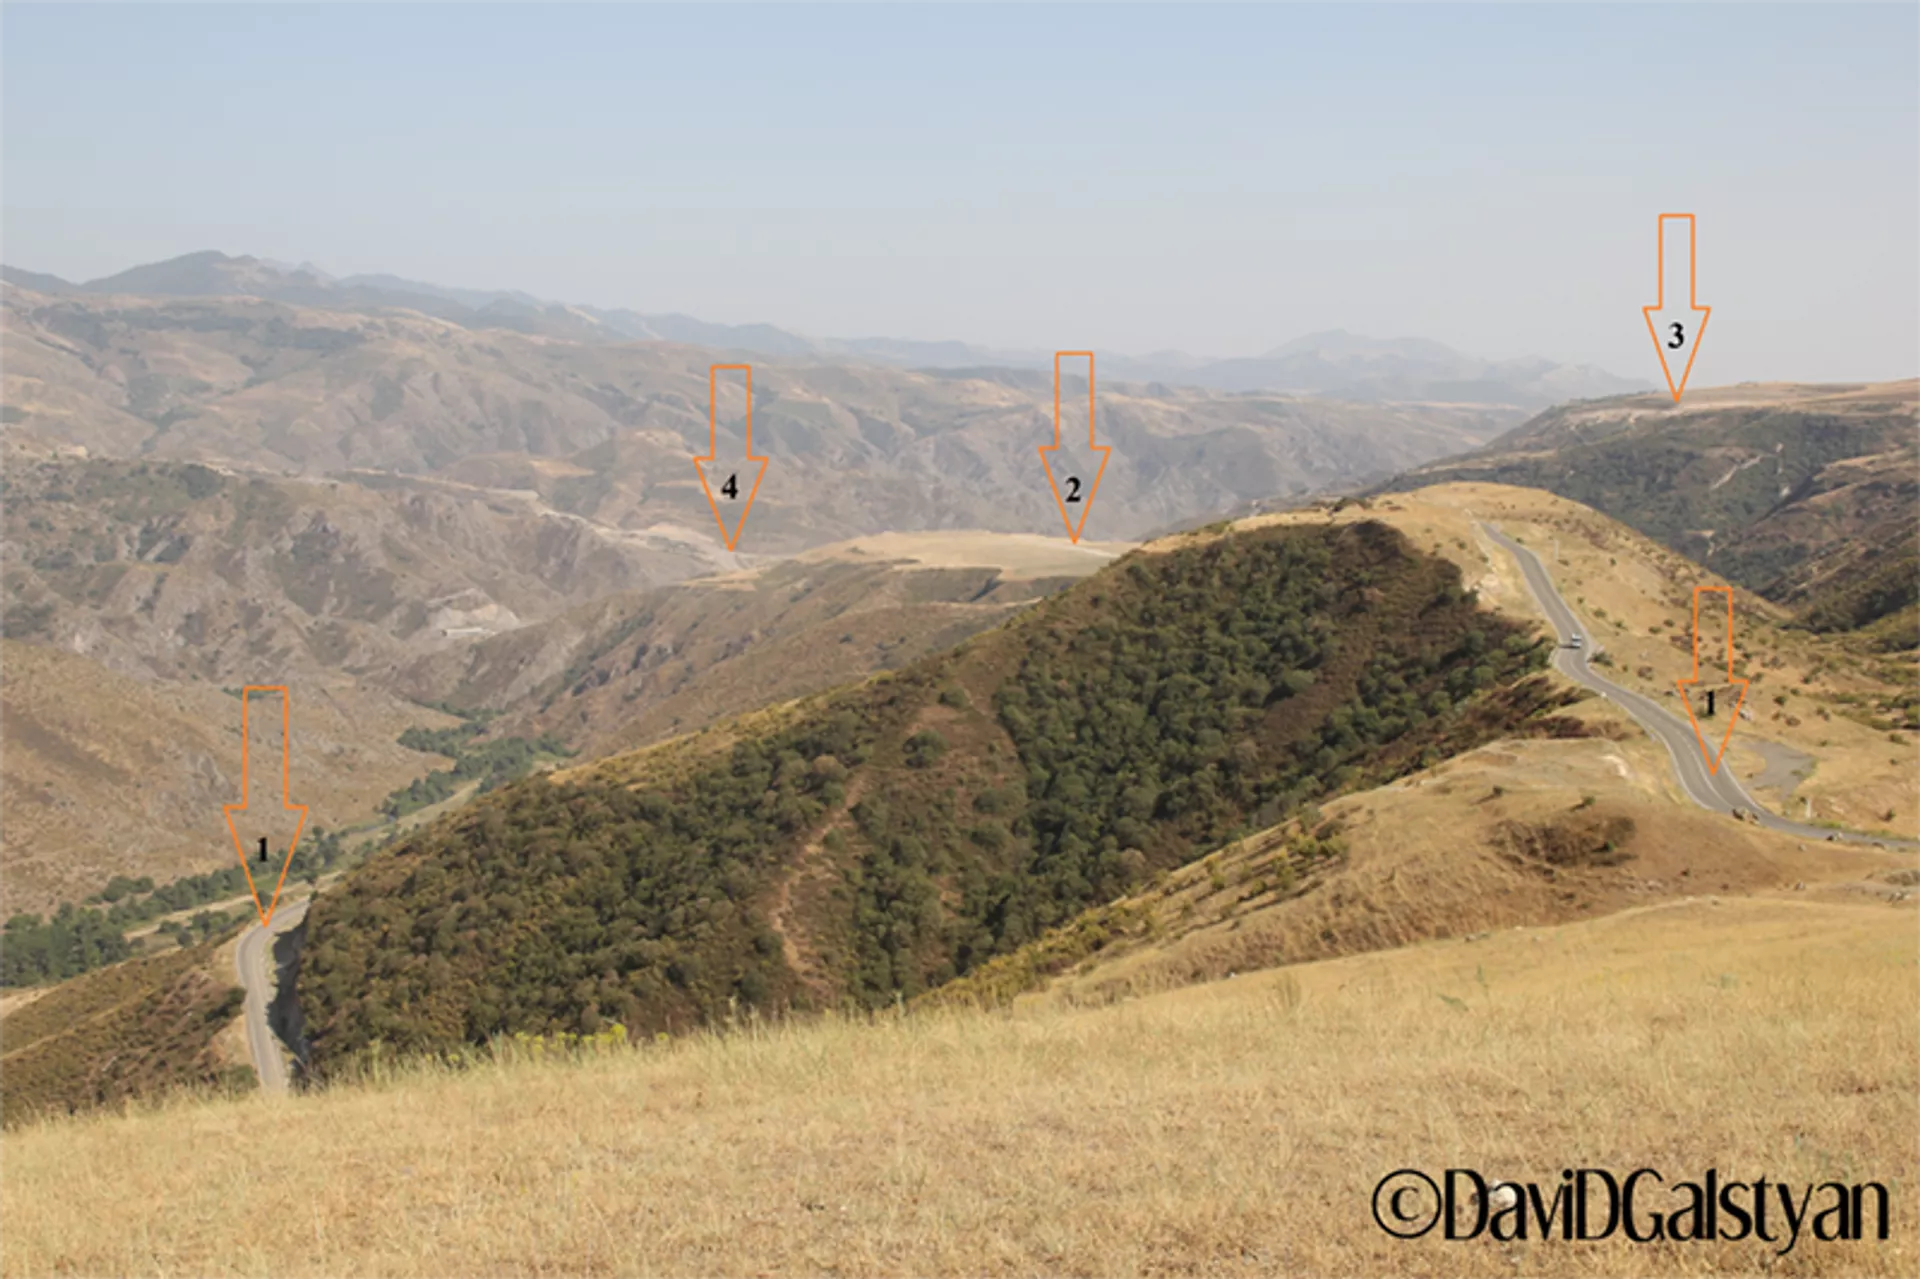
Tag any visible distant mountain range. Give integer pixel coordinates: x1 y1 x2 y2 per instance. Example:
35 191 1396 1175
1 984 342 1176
3 251 1647 408
0 279 1525 550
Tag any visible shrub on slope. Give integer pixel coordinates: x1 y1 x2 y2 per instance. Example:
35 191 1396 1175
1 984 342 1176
0 943 249 1127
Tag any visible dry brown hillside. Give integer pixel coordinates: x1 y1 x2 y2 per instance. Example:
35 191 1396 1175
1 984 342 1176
404 530 1130 760
3 283 1517 548
1 453 716 687
0 641 450 914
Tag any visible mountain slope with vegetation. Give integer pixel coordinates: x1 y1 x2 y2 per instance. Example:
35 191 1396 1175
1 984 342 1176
1382 380 1918 642
296 518 1569 1075
0 938 251 1127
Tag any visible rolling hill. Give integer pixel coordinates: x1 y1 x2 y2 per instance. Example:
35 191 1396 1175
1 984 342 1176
8 481 1914 1190
293 514 1573 1074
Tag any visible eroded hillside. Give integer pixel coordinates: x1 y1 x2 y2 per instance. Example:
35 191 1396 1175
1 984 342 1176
1 453 715 684
3 283 1518 547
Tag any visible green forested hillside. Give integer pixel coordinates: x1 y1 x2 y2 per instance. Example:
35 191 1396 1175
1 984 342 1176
297 519 1568 1075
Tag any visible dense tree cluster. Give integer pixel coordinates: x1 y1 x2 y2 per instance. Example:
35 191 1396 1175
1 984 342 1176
0 905 133 986
845 522 1547 992
299 521 1552 1074
381 729 573 818
299 706 883 1072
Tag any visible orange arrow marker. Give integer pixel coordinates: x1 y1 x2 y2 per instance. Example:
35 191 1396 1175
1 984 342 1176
692 363 766 551
1642 212 1711 401
1675 586 1748 774
223 686 308 926
1037 350 1110 544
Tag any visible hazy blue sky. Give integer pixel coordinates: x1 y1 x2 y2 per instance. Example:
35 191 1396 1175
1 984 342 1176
5 4 1916 382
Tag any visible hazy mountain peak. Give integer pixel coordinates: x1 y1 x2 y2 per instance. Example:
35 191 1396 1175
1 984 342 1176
81 249 293 297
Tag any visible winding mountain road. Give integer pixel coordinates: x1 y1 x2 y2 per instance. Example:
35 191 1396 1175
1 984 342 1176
221 524 1899 1096
1479 522 1905 847
236 897 308 1093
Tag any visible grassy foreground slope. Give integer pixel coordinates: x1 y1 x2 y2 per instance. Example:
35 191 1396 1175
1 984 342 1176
297 518 1569 1074
4 892 1912 1276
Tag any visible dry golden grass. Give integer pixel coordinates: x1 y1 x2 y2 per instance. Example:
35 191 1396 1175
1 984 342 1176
1537 378 1917 421
797 529 1134 578
4 893 1912 1277
985 732 1915 1010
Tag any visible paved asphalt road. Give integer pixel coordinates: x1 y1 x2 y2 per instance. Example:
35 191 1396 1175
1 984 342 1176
1479 522 1905 848
236 897 308 1093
